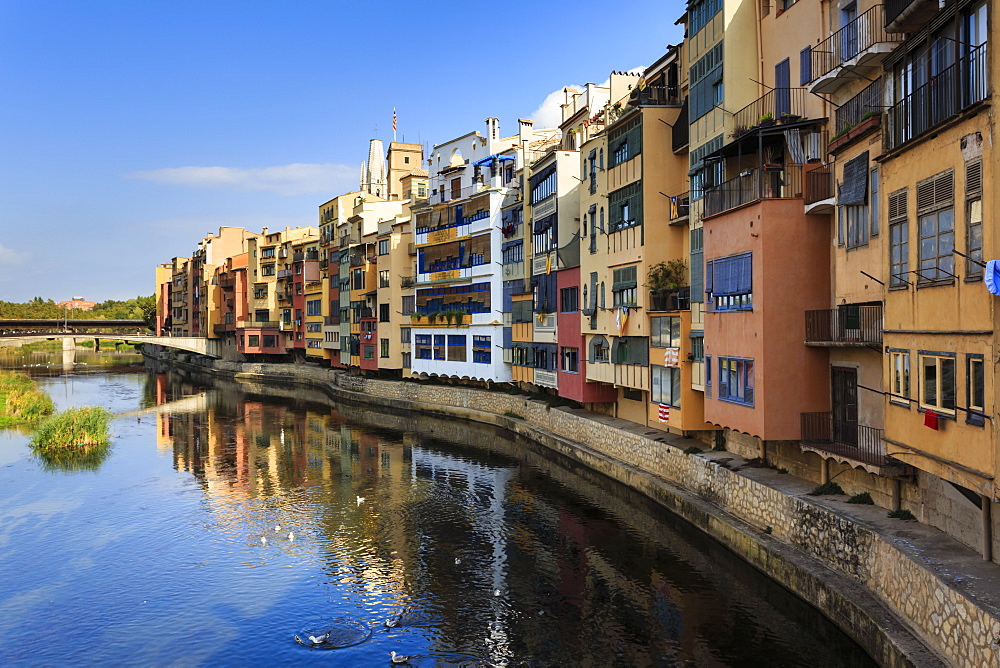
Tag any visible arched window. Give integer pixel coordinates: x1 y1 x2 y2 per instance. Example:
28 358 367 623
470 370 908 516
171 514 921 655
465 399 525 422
590 335 610 363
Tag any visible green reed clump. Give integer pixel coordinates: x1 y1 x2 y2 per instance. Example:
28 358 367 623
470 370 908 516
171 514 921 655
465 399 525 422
0 369 55 426
32 407 112 456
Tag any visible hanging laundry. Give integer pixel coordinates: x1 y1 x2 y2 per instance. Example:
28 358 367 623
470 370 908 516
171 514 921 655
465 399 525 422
658 404 670 423
923 410 939 430
984 260 1000 296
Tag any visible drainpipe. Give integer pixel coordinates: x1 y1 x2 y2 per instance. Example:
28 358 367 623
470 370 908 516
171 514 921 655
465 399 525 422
982 495 993 561
820 457 830 484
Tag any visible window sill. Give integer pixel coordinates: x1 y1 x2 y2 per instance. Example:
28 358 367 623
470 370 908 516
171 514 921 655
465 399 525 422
718 397 755 408
916 278 956 289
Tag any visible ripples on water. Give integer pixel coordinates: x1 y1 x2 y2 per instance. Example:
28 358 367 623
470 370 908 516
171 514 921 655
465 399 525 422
0 351 877 666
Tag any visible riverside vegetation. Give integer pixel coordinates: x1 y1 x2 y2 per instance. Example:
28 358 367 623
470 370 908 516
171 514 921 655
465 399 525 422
0 367 112 469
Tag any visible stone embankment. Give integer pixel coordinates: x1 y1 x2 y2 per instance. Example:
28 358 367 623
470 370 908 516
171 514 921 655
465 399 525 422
152 348 1000 667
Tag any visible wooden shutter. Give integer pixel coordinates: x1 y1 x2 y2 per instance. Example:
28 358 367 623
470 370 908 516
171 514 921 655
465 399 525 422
916 169 953 214
888 188 908 221
966 159 982 197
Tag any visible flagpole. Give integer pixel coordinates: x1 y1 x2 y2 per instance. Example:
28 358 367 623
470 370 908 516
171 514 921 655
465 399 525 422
393 107 397 143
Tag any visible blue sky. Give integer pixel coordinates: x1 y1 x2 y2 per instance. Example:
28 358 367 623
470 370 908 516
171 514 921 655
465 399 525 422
0 1 685 302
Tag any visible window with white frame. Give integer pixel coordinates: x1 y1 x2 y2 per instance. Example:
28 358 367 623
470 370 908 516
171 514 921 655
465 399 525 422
612 266 638 307
561 347 579 373
919 353 956 414
651 365 681 407
889 350 910 406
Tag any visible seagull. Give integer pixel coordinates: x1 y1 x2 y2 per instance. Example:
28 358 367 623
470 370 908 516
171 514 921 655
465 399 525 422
454 557 461 565
384 613 403 628
288 531 295 542
260 536 267 546
390 651 410 664
494 589 501 597
308 631 331 645
356 496 366 506
274 524 282 532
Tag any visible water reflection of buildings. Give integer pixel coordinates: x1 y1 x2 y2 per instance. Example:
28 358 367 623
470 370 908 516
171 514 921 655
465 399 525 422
145 374 844 664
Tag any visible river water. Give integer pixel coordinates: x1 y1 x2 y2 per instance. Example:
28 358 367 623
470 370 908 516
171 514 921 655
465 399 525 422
0 349 876 666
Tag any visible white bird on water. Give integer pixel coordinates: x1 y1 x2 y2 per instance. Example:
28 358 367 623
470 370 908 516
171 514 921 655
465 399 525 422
288 531 295 542
274 524 282 532
356 496 365 506
390 651 410 664
384 613 403 628
260 536 268 546
308 631 331 645
454 557 461 565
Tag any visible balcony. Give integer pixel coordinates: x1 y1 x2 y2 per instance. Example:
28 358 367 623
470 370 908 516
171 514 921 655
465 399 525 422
886 44 987 152
305 250 320 260
627 85 682 108
800 412 898 471
829 79 884 155
293 252 305 262
213 323 231 335
218 275 236 289
401 275 416 288
277 269 292 279
323 315 340 326
885 0 940 33
732 88 808 132
804 167 834 213
668 192 690 225
704 165 804 218
648 287 691 312
319 259 329 270
805 304 883 346
809 5 902 95
236 320 281 329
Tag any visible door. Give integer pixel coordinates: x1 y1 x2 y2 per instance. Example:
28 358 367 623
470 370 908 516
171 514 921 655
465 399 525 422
775 59 791 118
841 3 858 61
831 367 859 446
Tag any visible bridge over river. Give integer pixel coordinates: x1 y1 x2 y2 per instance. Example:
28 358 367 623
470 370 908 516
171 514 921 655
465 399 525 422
0 320 220 358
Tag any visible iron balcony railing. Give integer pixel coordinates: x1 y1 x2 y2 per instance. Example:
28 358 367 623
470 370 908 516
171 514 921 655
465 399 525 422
628 85 682 107
703 165 804 218
293 252 305 262
805 304 883 345
810 5 899 81
218 275 236 289
733 88 807 131
836 78 883 135
887 44 988 151
804 167 833 204
801 412 891 467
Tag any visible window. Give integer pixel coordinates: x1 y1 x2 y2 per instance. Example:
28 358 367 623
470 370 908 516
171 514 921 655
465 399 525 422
307 339 322 349
691 335 704 362
609 116 642 167
261 265 275 277
590 336 610 363
622 388 644 402
379 270 390 288
916 170 955 284
919 353 956 414
447 335 467 362
306 299 322 316
689 0 722 35
253 286 268 299
690 43 724 121
839 151 869 249
255 309 270 322
965 159 983 279
352 268 365 290
612 337 649 366
415 334 432 359
248 334 260 347
402 352 411 368
889 350 911 406
380 338 389 358
306 323 322 333
560 286 578 312
561 347 579 373
799 46 811 84
400 327 411 343
363 345 375 360
261 247 276 259
888 188 909 288
706 253 752 311
512 300 534 324
651 316 681 348
608 181 642 232
532 228 552 254
502 241 523 264
530 169 556 204
379 303 390 322
263 334 277 348
612 266 638 307
718 357 754 406
473 336 491 363
433 335 445 360
870 168 880 237
705 355 712 397
378 239 390 255
966 354 985 425
652 366 682 407
402 295 415 315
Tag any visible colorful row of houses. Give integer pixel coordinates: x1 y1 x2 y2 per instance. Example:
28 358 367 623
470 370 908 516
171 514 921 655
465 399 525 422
156 0 1000 562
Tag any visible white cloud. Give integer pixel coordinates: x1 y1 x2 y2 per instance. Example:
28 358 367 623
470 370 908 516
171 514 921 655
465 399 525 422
0 243 27 265
126 163 357 196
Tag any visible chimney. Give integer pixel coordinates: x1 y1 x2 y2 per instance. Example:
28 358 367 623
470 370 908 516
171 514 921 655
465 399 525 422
518 118 534 144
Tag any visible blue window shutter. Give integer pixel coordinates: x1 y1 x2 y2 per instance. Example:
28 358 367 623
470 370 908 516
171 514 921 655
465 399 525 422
705 259 714 300
800 47 812 85
737 253 752 294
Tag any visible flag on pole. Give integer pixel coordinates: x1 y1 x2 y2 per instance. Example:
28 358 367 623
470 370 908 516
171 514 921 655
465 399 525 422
616 306 629 335
658 404 670 423
392 108 397 135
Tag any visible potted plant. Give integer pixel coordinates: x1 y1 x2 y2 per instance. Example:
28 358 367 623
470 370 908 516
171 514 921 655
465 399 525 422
779 113 802 124
730 125 750 139
758 113 776 127
427 311 439 324
647 259 688 310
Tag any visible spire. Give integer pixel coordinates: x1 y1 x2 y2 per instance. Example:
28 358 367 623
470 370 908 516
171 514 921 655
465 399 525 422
360 139 387 198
